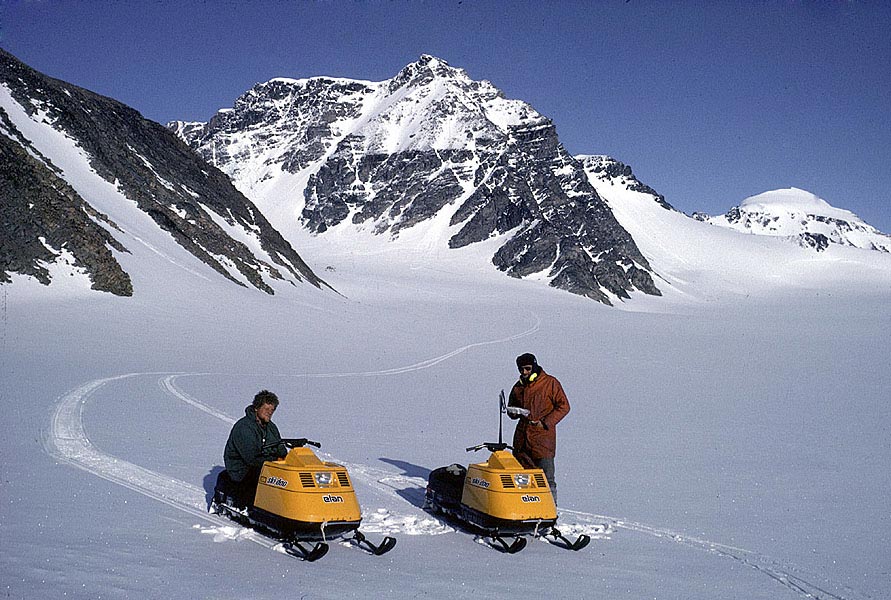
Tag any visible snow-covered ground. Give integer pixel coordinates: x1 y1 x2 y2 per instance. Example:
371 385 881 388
4 205 891 599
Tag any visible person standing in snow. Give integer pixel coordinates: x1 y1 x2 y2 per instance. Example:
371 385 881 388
219 390 288 507
507 353 570 500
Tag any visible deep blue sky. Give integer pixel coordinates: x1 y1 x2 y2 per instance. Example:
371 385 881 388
2 1 889 231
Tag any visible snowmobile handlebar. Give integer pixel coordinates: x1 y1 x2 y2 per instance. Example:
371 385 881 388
465 442 511 453
283 438 321 448
263 438 321 450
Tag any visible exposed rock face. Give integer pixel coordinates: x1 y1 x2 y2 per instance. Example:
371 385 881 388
172 77 376 183
173 55 661 304
1 49 326 295
448 120 660 302
0 114 132 294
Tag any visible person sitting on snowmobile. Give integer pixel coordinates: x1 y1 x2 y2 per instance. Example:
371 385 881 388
219 390 288 508
507 353 570 500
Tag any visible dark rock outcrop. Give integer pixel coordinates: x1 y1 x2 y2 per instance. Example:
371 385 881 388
577 155 674 211
0 111 132 294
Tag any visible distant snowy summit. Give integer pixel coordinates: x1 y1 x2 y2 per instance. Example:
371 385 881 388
698 188 891 253
171 54 661 305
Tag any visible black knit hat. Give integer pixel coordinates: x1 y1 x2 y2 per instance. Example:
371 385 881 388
516 353 537 368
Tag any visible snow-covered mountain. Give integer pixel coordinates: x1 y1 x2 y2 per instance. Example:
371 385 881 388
0 49 326 296
698 187 891 253
4 49 889 307
171 55 661 305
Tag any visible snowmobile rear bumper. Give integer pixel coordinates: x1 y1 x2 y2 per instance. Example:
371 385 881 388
460 504 556 536
249 506 361 541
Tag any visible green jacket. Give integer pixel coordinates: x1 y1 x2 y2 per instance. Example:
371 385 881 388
223 405 287 481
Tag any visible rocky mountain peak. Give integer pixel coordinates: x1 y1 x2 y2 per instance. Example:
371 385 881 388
172 56 663 304
388 54 470 92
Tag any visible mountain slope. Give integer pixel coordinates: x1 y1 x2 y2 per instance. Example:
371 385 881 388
0 48 326 295
577 155 891 303
172 55 660 305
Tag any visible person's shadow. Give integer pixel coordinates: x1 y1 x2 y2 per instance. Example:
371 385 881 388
203 466 225 511
378 458 431 508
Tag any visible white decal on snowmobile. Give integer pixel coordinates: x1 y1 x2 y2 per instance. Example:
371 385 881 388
263 476 288 488
322 494 344 503
521 495 541 503
471 477 490 488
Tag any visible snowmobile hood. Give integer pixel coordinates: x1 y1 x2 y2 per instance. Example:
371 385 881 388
484 450 525 470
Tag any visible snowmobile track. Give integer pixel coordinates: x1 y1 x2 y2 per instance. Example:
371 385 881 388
43 373 279 554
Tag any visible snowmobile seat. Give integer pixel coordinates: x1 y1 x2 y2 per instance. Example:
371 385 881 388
214 469 255 509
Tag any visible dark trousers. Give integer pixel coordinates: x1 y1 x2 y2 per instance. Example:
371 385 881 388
217 467 261 508
533 457 556 502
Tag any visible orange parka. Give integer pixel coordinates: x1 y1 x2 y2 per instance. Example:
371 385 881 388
507 368 570 466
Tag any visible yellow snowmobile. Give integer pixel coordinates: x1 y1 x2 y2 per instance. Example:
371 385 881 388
425 393 590 553
212 438 396 561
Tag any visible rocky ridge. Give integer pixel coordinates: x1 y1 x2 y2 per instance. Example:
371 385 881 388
577 155 675 212
0 49 326 295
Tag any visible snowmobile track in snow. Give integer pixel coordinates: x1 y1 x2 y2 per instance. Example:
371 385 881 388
46 366 872 597
43 373 280 554
559 509 867 600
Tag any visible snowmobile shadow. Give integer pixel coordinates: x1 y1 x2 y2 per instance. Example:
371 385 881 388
379 458 430 509
379 458 431 479
203 466 225 510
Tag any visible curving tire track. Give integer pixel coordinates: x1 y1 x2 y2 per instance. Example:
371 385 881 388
43 374 278 552
266 312 542 379
558 509 869 600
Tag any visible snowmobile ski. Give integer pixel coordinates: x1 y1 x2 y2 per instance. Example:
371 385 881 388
487 533 528 554
283 540 329 562
543 527 591 551
352 531 397 556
